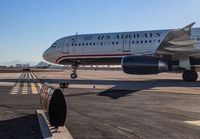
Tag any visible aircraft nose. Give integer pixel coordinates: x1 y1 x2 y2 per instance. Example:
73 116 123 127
43 49 49 61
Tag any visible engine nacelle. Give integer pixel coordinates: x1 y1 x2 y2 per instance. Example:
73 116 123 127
121 56 169 74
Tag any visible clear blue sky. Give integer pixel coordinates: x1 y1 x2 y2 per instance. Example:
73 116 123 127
0 0 200 63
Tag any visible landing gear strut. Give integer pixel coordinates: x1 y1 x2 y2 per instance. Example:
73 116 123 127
182 70 198 82
70 63 78 79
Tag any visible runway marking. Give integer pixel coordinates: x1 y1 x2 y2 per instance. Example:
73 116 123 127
10 72 41 95
38 83 42 89
30 72 40 94
24 72 27 79
31 72 42 89
184 120 200 126
31 83 39 94
22 83 28 94
11 82 21 94
10 72 25 94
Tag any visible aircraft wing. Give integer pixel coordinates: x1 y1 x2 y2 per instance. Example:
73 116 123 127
168 40 200 46
155 22 200 60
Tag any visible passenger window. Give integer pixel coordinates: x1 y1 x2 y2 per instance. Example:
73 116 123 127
93 43 95 45
116 42 118 44
136 41 139 44
132 41 134 44
145 40 147 43
158 40 160 43
72 43 74 46
197 38 200 41
90 43 92 45
112 42 115 45
82 43 84 46
101 42 103 45
149 40 152 43
141 40 143 43
79 43 81 46
75 43 77 46
86 43 88 46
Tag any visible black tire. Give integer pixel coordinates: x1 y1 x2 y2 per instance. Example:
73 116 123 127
70 73 77 79
182 70 198 82
191 70 198 81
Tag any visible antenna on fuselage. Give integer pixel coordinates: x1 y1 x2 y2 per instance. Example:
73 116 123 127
74 32 78 42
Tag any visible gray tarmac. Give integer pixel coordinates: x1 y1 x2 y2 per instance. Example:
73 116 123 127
65 88 200 139
1 70 200 139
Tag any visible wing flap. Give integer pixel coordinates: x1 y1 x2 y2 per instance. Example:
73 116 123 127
168 40 200 46
164 46 197 52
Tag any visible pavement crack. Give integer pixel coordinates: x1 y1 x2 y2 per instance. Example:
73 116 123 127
69 108 145 139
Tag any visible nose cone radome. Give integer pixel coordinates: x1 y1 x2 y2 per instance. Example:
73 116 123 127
43 49 49 62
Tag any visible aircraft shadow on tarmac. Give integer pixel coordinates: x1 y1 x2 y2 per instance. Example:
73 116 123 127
38 79 200 99
0 114 42 138
1 78 200 99
97 89 137 99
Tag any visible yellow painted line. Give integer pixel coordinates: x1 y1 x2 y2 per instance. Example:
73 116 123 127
30 72 42 89
25 72 27 79
31 72 37 79
184 120 200 126
37 83 42 89
30 72 39 94
31 83 38 94
27 72 31 80
11 82 21 94
22 72 28 94
11 72 25 95
22 83 28 94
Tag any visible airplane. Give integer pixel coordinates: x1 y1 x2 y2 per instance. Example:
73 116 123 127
43 22 200 82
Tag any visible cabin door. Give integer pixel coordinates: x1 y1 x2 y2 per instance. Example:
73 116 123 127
123 39 130 52
62 39 69 54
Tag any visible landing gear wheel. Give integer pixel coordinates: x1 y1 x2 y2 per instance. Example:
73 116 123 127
182 70 198 82
70 73 77 79
71 62 79 79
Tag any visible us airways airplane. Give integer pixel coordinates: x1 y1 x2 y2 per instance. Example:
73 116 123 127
43 22 200 81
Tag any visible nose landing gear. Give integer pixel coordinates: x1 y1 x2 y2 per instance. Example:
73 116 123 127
70 72 77 79
70 63 79 79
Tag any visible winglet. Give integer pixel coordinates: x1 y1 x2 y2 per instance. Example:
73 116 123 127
181 22 196 36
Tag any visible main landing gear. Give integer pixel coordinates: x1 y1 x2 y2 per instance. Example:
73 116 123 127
70 63 78 79
182 70 198 82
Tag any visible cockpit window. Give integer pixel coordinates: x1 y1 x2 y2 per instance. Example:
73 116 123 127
51 43 57 48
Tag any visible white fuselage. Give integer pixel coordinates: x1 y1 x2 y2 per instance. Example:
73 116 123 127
43 28 200 65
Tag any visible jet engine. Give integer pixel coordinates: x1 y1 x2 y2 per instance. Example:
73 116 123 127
121 56 169 74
